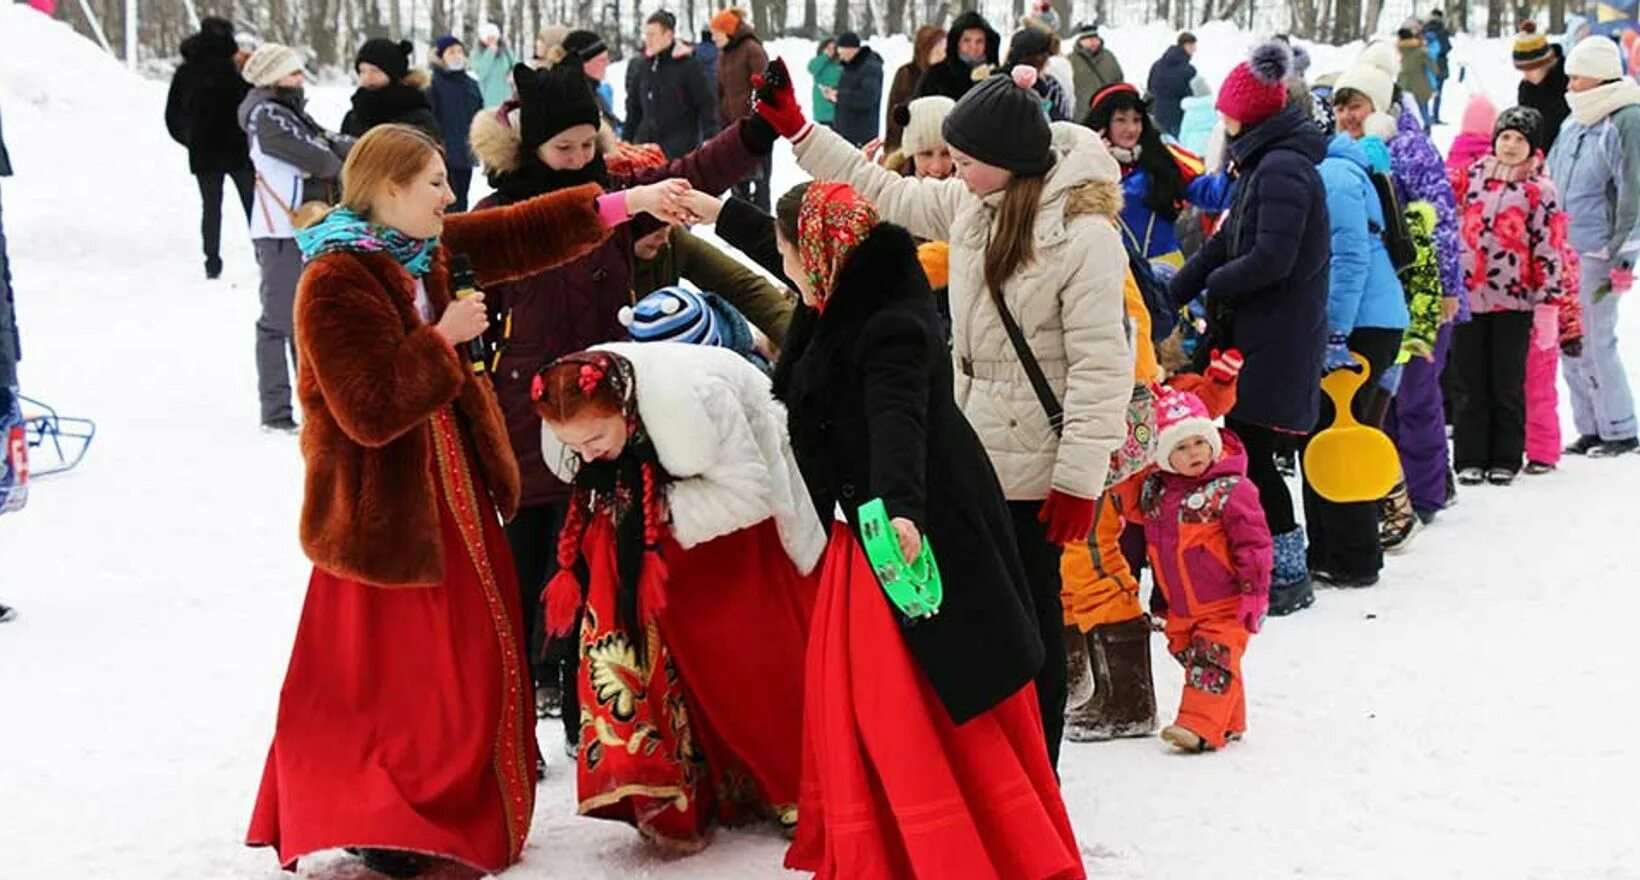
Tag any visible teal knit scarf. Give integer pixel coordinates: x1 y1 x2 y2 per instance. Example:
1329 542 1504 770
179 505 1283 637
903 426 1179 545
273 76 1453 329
296 207 438 277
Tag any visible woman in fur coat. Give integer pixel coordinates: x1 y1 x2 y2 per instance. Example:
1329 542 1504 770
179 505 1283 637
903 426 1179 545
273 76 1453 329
533 342 825 850
467 61 778 736
772 181 1084 880
246 124 693 878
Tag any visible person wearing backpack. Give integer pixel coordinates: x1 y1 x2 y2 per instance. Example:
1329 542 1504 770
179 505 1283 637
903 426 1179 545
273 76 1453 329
1333 41 1465 551
1305 79 1410 588
238 45 354 433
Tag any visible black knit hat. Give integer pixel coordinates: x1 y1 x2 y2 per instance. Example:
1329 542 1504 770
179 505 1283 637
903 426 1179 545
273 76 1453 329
515 62 602 150
942 68 1052 175
1494 105 1544 150
356 38 412 81
561 29 608 63
1005 27 1051 65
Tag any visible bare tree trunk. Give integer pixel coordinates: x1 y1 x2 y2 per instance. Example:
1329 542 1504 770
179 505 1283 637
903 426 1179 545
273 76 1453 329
1549 0 1564 32
831 0 848 35
1486 0 1503 36
1217 0 1248 23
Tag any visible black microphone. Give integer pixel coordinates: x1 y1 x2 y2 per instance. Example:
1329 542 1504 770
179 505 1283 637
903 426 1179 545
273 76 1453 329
448 254 488 374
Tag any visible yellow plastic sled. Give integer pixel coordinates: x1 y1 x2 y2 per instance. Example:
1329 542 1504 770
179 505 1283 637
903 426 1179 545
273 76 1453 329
1303 353 1399 503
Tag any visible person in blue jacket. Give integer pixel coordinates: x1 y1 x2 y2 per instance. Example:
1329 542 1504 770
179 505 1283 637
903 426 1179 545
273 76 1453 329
1303 80 1410 589
428 34 485 211
1086 82 1231 265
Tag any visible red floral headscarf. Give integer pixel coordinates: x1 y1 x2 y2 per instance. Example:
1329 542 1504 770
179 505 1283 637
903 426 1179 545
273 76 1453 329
797 181 880 306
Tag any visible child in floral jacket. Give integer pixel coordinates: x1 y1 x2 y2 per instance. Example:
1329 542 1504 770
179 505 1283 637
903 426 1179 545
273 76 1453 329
1451 106 1579 485
1113 386 1272 753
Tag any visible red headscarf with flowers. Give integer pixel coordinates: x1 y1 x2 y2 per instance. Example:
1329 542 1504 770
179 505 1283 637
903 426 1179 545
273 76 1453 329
797 181 880 306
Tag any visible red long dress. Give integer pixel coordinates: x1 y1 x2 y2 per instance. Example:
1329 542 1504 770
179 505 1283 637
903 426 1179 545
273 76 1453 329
573 514 815 850
785 523 1086 880
248 409 535 873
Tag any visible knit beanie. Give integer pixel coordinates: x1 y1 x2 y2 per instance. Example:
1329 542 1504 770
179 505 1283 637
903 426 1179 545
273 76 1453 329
837 31 862 49
942 67 1053 175
1215 39 1292 127
356 38 413 80
478 22 501 43
1005 27 1051 66
1459 92 1499 136
896 95 956 155
561 29 608 64
242 43 305 87
1513 21 1554 70
433 34 463 59
515 62 601 150
620 286 724 347
1152 388 1221 473
710 8 744 34
1494 105 1544 150
1333 40 1398 113
1566 35 1624 80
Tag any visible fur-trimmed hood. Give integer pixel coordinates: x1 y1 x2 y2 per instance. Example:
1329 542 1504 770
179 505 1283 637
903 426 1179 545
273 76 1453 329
540 341 826 573
469 102 621 175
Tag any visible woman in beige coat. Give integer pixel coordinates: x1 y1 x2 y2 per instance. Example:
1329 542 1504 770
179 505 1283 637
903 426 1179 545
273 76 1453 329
754 63 1131 768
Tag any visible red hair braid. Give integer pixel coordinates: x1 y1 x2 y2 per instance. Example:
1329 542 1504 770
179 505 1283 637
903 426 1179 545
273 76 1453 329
541 488 590 639
637 461 669 624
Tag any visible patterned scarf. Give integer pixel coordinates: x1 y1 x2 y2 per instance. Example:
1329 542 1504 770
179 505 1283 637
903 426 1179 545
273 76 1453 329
295 206 438 277
797 182 879 307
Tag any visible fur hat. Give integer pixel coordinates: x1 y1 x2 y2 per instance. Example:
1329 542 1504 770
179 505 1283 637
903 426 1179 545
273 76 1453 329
1216 39 1292 127
1459 92 1499 136
514 62 601 150
1494 105 1544 150
942 66 1052 175
1153 388 1221 473
242 43 305 87
1513 21 1554 70
895 95 955 155
356 37 413 80
1333 40 1398 114
1566 35 1623 80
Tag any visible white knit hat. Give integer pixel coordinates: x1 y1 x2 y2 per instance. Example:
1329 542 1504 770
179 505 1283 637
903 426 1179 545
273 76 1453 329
241 43 305 87
1333 40 1397 114
897 95 956 155
1566 35 1624 80
479 21 502 43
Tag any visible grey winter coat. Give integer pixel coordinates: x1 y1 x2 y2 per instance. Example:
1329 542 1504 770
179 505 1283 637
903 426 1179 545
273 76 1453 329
237 87 353 239
1547 94 1640 268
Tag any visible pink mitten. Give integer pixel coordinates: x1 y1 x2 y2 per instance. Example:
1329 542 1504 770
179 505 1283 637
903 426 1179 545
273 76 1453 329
1532 303 1559 352
1238 590 1268 634
1611 266 1634 296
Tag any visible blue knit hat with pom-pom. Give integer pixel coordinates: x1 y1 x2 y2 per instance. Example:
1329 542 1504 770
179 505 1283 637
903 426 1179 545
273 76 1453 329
1215 39 1292 127
620 286 724 348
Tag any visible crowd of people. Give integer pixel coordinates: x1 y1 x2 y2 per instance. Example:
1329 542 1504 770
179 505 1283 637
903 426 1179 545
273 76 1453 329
132 7 1640 878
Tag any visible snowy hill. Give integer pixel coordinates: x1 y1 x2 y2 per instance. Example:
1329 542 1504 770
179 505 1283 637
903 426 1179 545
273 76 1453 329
3 3 1638 877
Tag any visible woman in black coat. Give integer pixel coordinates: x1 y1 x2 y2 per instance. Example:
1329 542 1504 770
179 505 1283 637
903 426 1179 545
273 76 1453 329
340 39 441 140
164 16 253 278
754 180 1083 879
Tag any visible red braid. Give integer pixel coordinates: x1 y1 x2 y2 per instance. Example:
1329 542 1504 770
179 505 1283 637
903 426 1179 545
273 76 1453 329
542 488 590 639
638 461 669 624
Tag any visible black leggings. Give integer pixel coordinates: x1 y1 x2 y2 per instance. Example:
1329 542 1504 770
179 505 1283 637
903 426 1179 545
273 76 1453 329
1007 501 1066 770
503 502 580 744
1225 419 1302 537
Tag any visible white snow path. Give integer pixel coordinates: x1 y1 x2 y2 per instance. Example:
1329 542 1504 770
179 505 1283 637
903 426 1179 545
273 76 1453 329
1 7 1637 878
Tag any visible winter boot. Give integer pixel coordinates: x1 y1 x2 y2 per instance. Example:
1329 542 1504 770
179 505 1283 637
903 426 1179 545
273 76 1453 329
1591 438 1639 458
1267 529 1314 617
1378 481 1423 554
205 256 223 280
1064 626 1095 711
1160 724 1213 753
1565 434 1603 455
353 848 428 878
0 603 15 623
1524 460 1556 475
1064 618 1157 742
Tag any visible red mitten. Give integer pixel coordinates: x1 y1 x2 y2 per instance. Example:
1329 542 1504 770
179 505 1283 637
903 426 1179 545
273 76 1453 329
1611 266 1634 296
751 58 810 140
1038 489 1097 545
1204 348 1244 385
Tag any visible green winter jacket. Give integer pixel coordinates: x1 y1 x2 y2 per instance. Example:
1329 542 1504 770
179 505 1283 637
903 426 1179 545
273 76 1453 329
1070 43 1125 121
631 226 794 344
471 44 519 109
809 53 842 125
1399 201 1444 363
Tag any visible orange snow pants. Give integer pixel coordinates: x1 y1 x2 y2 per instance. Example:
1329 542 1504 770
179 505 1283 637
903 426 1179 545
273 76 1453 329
1060 491 1144 632
1164 605 1249 750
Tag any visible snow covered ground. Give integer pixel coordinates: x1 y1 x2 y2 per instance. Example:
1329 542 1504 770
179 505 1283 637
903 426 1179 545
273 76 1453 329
3 5 1638 878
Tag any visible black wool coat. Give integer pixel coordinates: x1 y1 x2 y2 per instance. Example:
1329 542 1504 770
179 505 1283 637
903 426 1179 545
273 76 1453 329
775 222 1044 725
340 81 442 140
164 22 252 175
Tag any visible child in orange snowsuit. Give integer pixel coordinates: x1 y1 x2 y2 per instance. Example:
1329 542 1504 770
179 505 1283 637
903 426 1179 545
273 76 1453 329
1113 387 1272 752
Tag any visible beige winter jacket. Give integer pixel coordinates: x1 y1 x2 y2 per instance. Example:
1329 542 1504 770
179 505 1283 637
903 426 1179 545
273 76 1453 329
792 121 1132 501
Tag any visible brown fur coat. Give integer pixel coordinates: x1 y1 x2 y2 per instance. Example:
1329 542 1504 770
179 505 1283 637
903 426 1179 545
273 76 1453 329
296 184 610 586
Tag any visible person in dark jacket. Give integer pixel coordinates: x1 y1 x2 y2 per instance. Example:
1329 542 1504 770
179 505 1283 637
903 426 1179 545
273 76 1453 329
694 28 719 84
1515 23 1571 151
561 29 623 133
884 25 945 151
768 181 1083 876
1170 41 1329 618
468 61 776 744
625 10 717 159
165 17 254 279
1423 9 1453 124
831 33 884 146
1006 27 1073 122
340 38 441 139
427 35 484 211
710 8 771 209
1147 32 1199 137
914 11 998 101
1069 23 1126 118
0 102 15 622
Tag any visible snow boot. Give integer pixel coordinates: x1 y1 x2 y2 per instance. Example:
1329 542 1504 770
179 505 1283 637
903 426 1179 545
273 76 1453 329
1064 626 1095 710
1456 467 1485 486
535 685 562 719
0 603 15 623
1524 460 1556 475
1160 724 1213 753
1590 438 1639 458
1565 434 1603 455
1266 529 1313 617
353 848 427 878
1378 481 1423 554
1486 468 1516 486
1064 617 1157 742
205 256 223 280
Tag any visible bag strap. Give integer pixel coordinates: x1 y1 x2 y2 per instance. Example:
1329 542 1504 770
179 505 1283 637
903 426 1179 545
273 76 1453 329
991 290 1064 436
254 172 298 225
